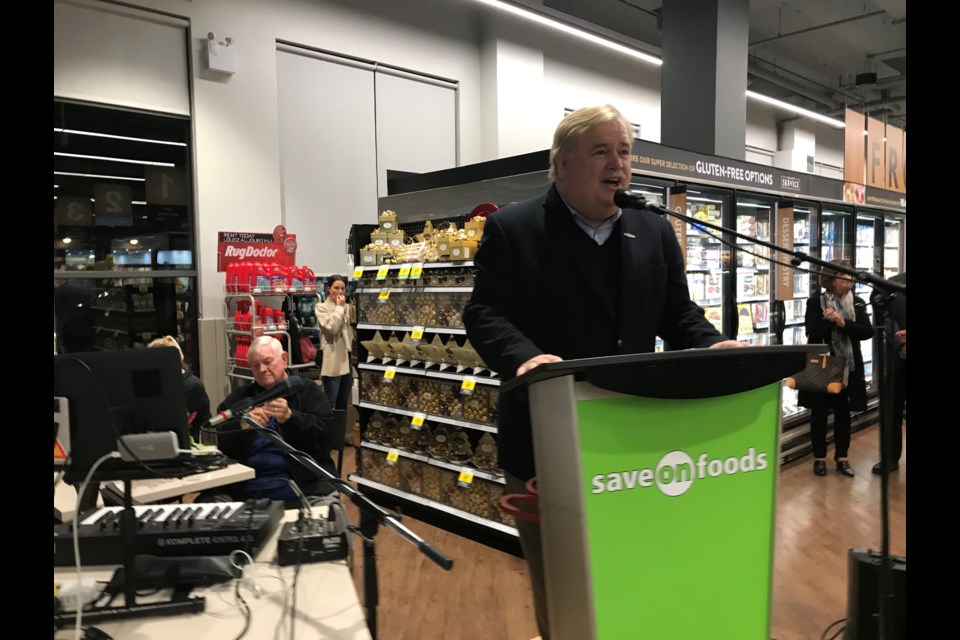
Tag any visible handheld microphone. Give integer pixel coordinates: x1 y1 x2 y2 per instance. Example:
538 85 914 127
209 376 306 427
614 188 657 212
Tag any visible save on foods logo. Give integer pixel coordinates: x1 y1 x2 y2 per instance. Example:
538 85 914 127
590 448 768 497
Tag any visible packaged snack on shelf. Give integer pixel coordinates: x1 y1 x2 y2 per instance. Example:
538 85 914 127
360 449 383 483
470 433 498 470
378 210 398 232
397 456 422 495
365 410 386 444
464 215 486 240
420 464 444 502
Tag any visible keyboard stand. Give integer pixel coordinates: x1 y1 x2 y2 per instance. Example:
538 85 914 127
54 476 206 629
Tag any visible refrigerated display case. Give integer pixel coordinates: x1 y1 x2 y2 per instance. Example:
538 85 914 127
627 177 670 352
883 214 905 279
820 206 853 263
783 202 815 348
855 211 883 387
734 195 775 346
684 187 732 338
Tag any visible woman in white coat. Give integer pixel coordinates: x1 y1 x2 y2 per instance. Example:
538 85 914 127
315 275 353 411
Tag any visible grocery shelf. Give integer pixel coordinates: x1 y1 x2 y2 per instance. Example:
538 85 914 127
349 475 517 537
358 401 498 433
360 441 505 485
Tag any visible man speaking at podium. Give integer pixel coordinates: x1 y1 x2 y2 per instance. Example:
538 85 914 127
200 336 338 506
463 104 744 639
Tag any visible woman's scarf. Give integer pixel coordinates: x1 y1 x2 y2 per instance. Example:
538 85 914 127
821 290 856 372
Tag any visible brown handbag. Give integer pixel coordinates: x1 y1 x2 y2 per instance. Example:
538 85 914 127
785 354 848 394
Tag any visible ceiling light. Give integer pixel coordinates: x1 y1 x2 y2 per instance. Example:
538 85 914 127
746 91 845 128
63 237 72 244
129 239 140 245
133 200 147 205
473 0 661 65
53 128 187 147
55 171 146 182
54 152 175 167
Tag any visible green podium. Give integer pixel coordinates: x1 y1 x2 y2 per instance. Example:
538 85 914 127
502 345 825 640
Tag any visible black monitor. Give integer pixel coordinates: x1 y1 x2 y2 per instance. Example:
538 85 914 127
53 347 190 484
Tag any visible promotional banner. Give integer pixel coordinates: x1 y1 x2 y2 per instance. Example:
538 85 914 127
576 384 781 639
217 225 298 271
775 203 795 301
631 138 906 212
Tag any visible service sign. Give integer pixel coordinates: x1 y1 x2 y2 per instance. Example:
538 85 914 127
217 231 298 271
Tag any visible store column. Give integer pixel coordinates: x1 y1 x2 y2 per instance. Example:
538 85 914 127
660 0 749 160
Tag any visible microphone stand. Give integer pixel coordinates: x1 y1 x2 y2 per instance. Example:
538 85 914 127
625 193 906 638
236 414 453 639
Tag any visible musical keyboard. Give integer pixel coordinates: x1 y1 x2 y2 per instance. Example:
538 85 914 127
53 499 284 566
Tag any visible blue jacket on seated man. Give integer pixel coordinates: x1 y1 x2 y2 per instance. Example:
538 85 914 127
204 336 338 506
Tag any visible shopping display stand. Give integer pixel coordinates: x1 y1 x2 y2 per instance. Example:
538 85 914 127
502 345 823 640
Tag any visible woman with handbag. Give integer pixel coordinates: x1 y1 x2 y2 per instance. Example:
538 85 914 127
315 275 353 412
800 259 875 477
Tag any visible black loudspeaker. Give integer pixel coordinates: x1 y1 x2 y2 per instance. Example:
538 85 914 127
845 548 906 639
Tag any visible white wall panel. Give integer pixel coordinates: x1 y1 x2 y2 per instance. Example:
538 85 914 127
276 49 378 276
374 71 457 196
54 1 189 115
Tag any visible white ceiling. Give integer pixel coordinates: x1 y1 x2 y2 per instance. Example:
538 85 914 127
543 0 906 129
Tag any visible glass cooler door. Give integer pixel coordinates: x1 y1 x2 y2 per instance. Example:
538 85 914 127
684 187 731 340
855 211 883 387
733 195 775 346
627 177 670 352
883 213 905 279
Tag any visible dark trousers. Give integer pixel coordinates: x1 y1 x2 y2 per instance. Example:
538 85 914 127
810 398 852 459
506 473 550 640
887 366 907 462
322 372 352 412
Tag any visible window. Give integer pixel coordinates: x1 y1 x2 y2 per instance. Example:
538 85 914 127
53 100 200 372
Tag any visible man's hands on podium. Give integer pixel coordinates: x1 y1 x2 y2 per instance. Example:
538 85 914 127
709 340 751 349
516 354 564 377
516 339 749 377
242 398 293 429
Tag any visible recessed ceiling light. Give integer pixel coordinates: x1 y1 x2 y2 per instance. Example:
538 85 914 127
746 90 845 128
54 171 146 182
54 152 175 167
54 128 187 147
473 0 662 65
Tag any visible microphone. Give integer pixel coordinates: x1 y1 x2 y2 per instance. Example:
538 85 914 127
209 376 306 427
614 189 657 212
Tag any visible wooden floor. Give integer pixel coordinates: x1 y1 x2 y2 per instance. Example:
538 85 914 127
339 423 906 640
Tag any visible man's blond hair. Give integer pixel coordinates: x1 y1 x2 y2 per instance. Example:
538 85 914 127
548 105 632 181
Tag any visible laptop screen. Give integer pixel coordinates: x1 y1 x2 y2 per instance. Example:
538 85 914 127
53 347 190 483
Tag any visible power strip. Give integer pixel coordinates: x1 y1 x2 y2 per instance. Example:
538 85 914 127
277 516 349 566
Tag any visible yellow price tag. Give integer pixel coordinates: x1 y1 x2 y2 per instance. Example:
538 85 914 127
376 265 390 280
351 267 364 279
386 450 399 465
398 264 411 280
411 326 425 343
460 377 476 395
383 367 396 382
411 413 426 429
377 289 391 303
410 263 424 279
457 469 474 487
